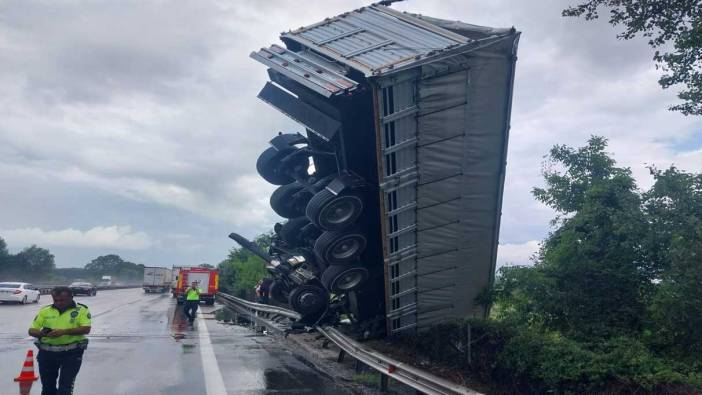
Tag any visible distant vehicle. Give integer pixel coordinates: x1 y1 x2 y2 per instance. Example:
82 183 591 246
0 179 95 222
143 267 172 293
0 282 41 304
171 266 183 298
174 267 218 305
98 275 113 287
69 282 97 296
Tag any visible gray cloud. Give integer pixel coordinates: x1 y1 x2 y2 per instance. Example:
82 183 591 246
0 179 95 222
0 0 700 268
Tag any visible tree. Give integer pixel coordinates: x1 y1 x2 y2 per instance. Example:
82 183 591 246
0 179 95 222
501 137 650 339
85 254 125 274
0 237 9 272
218 233 272 298
563 1 702 115
16 245 56 276
0 237 8 258
85 254 144 282
643 167 702 359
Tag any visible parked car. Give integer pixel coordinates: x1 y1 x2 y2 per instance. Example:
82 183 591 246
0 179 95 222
0 282 41 304
69 282 97 296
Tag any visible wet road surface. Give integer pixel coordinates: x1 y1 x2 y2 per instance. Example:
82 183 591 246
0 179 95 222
0 288 349 394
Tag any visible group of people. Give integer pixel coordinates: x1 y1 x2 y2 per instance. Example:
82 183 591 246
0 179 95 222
254 277 273 304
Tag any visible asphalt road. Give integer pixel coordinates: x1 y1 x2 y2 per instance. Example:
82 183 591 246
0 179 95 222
0 288 349 395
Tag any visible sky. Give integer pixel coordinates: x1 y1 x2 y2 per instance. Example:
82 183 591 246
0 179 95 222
0 0 700 269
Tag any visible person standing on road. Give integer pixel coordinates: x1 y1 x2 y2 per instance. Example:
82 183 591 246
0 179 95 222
258 278 272 304
183 281 202 323
28 286 91 395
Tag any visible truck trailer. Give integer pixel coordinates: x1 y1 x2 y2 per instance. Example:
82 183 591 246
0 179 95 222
143 267 173 293
239 3 519 336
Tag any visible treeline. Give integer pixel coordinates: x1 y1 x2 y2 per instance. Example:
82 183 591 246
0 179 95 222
217 233 271 299
401 137 702 394
0 240 55 281
0 238 144 284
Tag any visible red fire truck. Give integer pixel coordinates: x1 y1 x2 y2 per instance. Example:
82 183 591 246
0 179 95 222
174 266 219 305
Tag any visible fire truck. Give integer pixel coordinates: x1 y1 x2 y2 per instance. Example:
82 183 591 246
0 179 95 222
173 267 219 305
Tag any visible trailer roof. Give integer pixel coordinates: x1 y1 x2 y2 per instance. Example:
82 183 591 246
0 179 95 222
279 4 511 77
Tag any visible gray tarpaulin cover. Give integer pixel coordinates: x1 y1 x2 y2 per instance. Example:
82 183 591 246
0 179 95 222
412 28 519 329
379 18 519 333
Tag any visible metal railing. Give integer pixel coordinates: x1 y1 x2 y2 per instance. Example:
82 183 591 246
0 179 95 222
216 291 480 395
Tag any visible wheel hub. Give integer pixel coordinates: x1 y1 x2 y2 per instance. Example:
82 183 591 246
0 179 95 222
336 271 363 290
332 238 360 259
299 291 319 308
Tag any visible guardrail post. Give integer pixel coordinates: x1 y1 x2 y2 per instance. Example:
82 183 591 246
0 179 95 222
379 374 388 392
337 349 346 363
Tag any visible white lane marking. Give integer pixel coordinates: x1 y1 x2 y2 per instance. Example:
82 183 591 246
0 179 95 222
197 317 228 395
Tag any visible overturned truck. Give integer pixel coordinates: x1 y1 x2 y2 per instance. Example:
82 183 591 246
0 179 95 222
232 3 520 337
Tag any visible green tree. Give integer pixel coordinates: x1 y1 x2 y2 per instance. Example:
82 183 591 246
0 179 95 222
218 233 272 298
563 1 702 115
501 137 649 339
85 254 124 273
644 167 702 359
0 237 9 272
85 254 144 283
16 245 56 277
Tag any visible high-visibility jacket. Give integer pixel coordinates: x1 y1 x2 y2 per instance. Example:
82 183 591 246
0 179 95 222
31 302 91 345
186 287 203 301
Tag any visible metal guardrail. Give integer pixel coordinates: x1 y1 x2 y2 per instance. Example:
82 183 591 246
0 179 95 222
216 292 301 320
216 291 480 395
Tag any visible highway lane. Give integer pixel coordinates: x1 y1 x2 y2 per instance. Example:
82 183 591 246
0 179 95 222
0 288 349 394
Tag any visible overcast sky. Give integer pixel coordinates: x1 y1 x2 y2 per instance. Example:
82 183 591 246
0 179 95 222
1 0 700 269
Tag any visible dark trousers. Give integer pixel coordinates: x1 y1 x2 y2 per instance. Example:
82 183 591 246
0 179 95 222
37 349 84 395
184 300 199 321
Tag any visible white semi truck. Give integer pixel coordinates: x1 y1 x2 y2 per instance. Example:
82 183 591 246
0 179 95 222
142 267 173 293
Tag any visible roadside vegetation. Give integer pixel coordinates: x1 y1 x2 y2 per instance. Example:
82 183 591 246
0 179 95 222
217 233 271 299
0 242 144 284
399 136 702 394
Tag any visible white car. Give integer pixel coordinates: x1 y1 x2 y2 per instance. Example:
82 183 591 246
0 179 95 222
0 282 41 304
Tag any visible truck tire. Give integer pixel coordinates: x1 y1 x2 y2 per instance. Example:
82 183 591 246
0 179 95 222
321 264 369 293
306 188 364 231
314 230 367 265
279 217 312 247
256 147 309 185
205 297 215 306
288 284 328 316
270 182 311 218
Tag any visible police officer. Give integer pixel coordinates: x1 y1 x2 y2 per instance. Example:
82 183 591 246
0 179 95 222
183 281 202 323
28 286 91 395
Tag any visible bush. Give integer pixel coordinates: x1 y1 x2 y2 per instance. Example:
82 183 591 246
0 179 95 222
397 319 701 394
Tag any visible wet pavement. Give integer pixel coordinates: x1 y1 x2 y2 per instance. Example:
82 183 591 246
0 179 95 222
0 288 349 394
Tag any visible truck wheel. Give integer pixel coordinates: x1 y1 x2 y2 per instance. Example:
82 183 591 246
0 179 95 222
279 217 312 247
288 285 328 316
321 264 369 293
269 281 288 304
314 230 367 265
306 188 364 231
256 147 309 185
270 182 311 218
205 298 215 306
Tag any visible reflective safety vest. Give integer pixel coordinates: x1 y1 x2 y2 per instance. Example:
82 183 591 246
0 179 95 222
186 287 202 301
31 302 92 345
